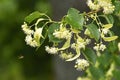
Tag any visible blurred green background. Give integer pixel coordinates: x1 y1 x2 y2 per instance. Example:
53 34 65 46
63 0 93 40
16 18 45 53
0 0 54 80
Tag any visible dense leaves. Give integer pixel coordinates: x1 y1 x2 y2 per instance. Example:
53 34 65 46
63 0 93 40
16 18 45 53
114 1 120 16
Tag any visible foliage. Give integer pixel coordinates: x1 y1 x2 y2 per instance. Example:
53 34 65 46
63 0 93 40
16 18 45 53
22 0 120 80
0 0 53 80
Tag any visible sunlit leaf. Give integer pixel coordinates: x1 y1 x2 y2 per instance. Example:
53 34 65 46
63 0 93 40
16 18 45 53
87 24 100 41
114 1 120 16
65 8 84 30
25 11 45 25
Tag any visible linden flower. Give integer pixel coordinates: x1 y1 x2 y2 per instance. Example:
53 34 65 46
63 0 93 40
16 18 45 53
25 35 38 47
77 42 85 49
99 44 106 51
93 44 99 51
102 28 109 34
87 0 100 11
53 25 71 39
24 27 44 47
25 35 33 45
21 22 34 35
77 38 86 49
34 27 44 40
59 52 73 60
98 0 115 14
75 59 89 71
93 43 106 51
85 39 91 45
71 43 76 49
71 38 86 50
22 22 45 47
87 0 115 14
45 46 58 54
98 0 109 7
103 5 115 14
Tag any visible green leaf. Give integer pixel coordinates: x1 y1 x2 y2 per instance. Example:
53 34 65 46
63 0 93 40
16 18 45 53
108 41 118 53
65 8 84 30
105 15 114 24
25 11 43 25
114 55 120 66
113 69 120 80
88 66 104 80
114 1 120 16
111 0 115 3
48 23 63 43
83 48 97 64
87 24 100 41
97 53 112 69
84 29 94 38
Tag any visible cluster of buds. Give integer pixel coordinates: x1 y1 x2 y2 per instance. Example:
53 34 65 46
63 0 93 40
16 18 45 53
87 0 115 14
93 43 106 51
45 46 58 54
75 59 90 71
53 24 72 39
22 22 43 47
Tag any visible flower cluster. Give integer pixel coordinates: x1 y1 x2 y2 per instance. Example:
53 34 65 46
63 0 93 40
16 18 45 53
71 37 91 50
53 24 71 39
100 24 118 42
22 22 43 47
21 0 119 73
75 59 89 71
93 43 106 51
87 0 100 11
59 52 74 60
102 24 112 35
87 0 115 14
22 22 34 35
45 46 58 54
